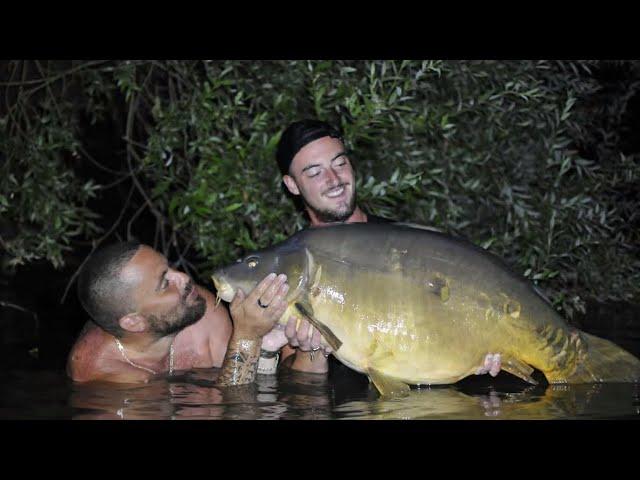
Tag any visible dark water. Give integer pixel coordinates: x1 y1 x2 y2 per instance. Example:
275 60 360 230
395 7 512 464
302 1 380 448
1 302 639 420
1 363 639 420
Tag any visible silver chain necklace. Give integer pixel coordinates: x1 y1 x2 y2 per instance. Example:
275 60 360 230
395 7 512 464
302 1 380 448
115 338 175 375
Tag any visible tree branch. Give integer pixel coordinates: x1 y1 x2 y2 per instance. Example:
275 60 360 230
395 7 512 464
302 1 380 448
60 183 135 304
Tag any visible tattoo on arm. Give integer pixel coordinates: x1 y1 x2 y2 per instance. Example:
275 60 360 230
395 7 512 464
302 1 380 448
216 337 261 386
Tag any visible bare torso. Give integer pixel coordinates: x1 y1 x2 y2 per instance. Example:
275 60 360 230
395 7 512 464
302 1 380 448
67 286 232 383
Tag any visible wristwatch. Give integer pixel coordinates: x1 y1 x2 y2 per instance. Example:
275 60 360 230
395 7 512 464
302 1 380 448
257 349 280 375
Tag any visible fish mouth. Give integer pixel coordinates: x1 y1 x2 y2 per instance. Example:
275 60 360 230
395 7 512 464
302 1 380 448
211 274 236 304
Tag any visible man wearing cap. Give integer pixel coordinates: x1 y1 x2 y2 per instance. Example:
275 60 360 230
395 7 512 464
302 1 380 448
274 119 503 378
276 119 388 227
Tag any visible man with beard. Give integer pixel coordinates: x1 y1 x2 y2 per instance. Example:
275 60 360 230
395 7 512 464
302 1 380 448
274 119 390 375
67 242 291 384
277 119 382 227
275 119 503 378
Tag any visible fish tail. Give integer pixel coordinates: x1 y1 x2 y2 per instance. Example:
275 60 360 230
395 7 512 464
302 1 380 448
547 331 640 383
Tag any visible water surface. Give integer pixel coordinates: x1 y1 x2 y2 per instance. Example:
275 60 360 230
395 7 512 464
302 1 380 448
1 361 639 420
1 302 639 420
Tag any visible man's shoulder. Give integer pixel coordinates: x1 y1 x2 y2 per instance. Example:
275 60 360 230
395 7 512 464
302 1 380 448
67 322 111 382
70 321 107 353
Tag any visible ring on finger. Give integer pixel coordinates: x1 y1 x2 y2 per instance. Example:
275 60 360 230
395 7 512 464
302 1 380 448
257 298 269 308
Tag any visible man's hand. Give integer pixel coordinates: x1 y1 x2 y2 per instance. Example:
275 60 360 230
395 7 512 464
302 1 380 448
260 322 289 353
217 273 289 386
229 273 289 339
284 317 333 357
476 353 501 377
283 317 332 374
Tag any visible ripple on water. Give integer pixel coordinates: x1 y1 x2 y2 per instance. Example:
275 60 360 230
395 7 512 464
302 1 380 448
1 367 639 420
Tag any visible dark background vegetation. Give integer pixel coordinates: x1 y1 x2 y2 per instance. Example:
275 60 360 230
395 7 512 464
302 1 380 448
1 60 639 370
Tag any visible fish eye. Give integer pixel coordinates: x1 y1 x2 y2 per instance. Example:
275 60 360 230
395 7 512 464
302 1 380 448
246 257 259 268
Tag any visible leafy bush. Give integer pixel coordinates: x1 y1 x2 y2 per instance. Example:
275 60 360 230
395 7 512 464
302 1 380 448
1 60 638 318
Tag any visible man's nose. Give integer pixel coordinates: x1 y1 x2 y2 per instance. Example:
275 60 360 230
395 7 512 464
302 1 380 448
167 269 189 290
325 167 340 185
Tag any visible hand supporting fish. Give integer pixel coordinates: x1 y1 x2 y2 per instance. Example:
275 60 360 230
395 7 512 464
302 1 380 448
476 353 502 377
216 273 290 386
283 318 332 372
286 318 332 352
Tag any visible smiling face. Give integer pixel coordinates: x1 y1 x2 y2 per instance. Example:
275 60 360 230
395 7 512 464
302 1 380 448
283 136 357 224
120 246 206 336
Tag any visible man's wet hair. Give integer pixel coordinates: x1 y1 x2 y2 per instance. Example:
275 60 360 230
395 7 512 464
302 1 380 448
77 242 142 338
276 119 344 176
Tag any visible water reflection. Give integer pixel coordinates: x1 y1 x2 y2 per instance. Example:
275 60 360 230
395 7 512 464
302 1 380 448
68 367 337 420
1 365 638 420
62 366 640 420
333 383 640 420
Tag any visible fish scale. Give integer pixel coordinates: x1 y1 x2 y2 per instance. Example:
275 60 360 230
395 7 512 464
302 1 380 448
212 222 640 397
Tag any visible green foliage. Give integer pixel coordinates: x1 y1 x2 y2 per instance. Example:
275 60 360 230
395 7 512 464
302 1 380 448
0 78 102 268
2 60 639 318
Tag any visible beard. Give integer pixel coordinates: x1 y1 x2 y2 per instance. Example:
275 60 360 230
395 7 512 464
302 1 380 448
305 186 357 223
149 281 207 336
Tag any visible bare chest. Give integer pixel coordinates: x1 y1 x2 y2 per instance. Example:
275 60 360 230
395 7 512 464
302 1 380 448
172 329 214 370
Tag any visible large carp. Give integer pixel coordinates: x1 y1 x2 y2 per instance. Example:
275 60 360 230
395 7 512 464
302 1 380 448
212 223 640 396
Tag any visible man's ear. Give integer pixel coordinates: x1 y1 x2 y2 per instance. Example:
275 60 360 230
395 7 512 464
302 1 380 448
119 313 149 334
283 175 300 196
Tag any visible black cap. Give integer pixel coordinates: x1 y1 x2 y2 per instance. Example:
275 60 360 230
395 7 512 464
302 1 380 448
275 119 343 176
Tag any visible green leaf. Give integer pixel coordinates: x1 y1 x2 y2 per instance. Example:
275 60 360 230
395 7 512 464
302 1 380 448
224 202 243 213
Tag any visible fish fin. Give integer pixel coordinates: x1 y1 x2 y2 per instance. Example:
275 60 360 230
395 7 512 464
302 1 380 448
367 367 411 398
547 331 640 383
500 355 538 385
287 248 317 303
294 301 343 352
302 248 318 293
311 263 322 290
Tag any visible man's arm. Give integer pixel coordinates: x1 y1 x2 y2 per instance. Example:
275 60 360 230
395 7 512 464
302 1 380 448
281 348 330 373
217 337 262 385
216 273 289 386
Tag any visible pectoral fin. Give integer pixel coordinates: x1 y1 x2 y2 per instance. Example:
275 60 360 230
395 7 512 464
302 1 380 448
294 301 343 352
288 248 320 303
367 367 411 398
501 355 538 385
